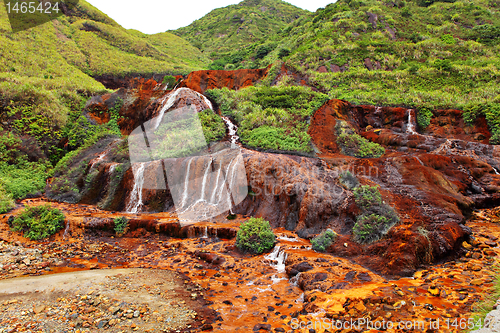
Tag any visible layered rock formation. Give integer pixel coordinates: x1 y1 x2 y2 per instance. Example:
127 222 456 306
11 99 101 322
48 72 500 276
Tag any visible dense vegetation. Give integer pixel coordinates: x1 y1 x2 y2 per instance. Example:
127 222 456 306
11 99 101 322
198 0 500 140
206 85 329 153
0 0 210 209
10 204 65 240
171 0 307 68
236 217 276 254
352 185 399 244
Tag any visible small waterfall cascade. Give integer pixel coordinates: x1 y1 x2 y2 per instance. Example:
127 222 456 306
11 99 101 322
414 156 425 166
265 246 287 274
493 166 500 175
199 157 213 202
222 116 239 146
202 226 209 239
126 162 146 213
264 245 288 285
407 109 418 135
153 88 213 130
180 158 194 208
63 222 70 239
89 140 119 170
154 88 183 130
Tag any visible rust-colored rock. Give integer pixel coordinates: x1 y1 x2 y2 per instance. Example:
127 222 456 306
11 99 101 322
178 67 270 94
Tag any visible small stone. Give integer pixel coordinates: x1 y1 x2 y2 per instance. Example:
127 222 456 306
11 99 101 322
133 310 140 318
428 286 440 297
34 305 46 314
470 279 483 286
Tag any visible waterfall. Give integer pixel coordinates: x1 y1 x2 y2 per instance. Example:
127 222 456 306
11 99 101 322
202 226 208 239
210 164 222 204
153 88 183 130
180 158 194 208
63 222 70 239
414 156 424 166
154 88 213 130
195 91 213 110
265 246 287 274
493 166 500 175
222 116 239 146
407 109 418 135
126 162 146 213
200 158 213 201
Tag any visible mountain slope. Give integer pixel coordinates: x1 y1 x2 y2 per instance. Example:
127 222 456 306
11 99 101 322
171 0 308 60
0 0 208 212
234 0 500 142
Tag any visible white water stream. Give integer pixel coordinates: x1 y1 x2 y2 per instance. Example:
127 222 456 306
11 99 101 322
126 162 146 213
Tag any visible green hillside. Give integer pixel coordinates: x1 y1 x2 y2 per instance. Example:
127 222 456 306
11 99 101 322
0 0 209 212
209 0 500 143
254 0 500 109
171 0 309 68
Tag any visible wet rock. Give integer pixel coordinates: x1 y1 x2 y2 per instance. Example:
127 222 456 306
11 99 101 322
253 323 271 331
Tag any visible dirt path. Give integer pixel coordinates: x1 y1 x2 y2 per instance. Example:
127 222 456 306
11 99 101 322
0 268 209 332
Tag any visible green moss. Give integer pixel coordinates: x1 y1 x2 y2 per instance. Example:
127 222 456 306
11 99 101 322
236 217 276 254
11 204 65 240
417 106 434 129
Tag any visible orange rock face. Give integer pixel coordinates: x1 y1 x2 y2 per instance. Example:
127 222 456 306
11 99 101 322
179 67 270 94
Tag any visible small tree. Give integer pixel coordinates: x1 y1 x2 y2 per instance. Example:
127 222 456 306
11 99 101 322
236 217 276 254
162 75 177 89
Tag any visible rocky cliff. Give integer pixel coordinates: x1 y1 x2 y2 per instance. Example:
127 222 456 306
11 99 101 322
46 70 500 276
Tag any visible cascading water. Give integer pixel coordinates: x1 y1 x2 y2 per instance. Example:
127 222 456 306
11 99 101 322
407 109 418 135
180 158 193 208
126 163 146 213
154 88 213 130
222 117 239 146
202 226 208 239
199 158 212 202
264 245 288 285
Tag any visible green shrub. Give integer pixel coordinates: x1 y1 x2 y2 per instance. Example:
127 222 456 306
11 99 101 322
236 217 276 254
162 75 177 89
0 185 15 214
11 204 65 240
463 103 500 144
199 109 227 143
353 185 383 210
417 107 434 129
311 229 337 252
336 121 385 158
440 34 456 45
339 170 359 190
352 185 399 244
114 217 128 235
470 24 500 45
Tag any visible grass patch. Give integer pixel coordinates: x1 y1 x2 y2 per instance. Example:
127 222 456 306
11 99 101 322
236 217 276 254
11 204 65 240
336 120 385 158
468 265 500 331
